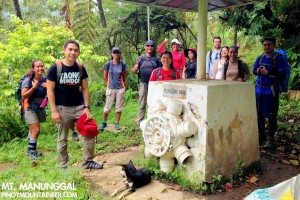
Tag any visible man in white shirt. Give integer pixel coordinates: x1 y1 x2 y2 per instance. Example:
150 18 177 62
206 36 222 79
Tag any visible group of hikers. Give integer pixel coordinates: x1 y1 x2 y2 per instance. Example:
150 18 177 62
21 36 286 170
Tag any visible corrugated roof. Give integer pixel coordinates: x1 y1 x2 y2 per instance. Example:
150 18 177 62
118 0 259 12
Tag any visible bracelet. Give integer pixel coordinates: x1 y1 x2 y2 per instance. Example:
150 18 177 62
32 87 36 90
84 105 90 109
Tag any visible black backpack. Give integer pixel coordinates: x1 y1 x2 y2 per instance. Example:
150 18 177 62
155 67 177 80
209 50 221 64
223 60 244 80
56 60 83 83
14 70 34 105
14 70 35 121
137 55 160 78
258 50 290 92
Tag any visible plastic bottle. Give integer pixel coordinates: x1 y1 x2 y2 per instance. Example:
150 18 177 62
40 96 48 108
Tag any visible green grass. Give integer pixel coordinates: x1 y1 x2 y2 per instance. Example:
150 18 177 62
0 135 91 199
0 92 299 199
94 100 142 154
0 99 142 200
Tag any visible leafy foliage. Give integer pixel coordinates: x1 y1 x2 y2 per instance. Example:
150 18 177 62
72 0 99 44
0 107 27 145
0 128 91 199
219 0 300 50
0 15 107 145
286 48 300 90
0 15 106 106
0 1 299 198
0 16 73 103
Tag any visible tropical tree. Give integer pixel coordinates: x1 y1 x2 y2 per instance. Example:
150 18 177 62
219 0 300 50
0 16 106 105
96 0 112 49
72 0 100 44
12 0 22 19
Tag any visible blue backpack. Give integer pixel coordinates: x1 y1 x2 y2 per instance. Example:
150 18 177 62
259 49 291 93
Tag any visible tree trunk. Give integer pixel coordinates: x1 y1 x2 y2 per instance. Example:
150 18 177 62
65 3 71 29
234 28 237 45
60 2 71 30
13 0 23 20
96 0 112 50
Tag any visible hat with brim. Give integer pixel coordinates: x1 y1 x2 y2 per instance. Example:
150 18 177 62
171 39 182 46
184 48 197 57
76 113 99 137
145 40 156 47
111 46 121 53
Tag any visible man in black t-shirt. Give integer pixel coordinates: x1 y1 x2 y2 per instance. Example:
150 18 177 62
132 40 160 129
47 40 102 169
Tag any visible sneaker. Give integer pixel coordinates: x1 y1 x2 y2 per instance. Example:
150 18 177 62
27 150 39 160
98 122 107 131
83 161 103 169
115 123 121 130
26 150 42 157
263 138 275 149
72 132 79 141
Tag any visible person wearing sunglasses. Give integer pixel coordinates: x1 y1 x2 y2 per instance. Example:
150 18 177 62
99 46 128 131
132 40 160 130
157 38 186 76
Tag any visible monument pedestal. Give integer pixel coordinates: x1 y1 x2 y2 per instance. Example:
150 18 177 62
142 79 260 182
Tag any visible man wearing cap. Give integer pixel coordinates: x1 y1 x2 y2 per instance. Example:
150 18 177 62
157 38 186 74
132 40 160 129
253 36 285 148
206 36 222 79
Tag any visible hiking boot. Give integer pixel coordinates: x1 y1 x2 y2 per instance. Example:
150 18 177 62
72 132 79 141
259 135 267 146
115 123 121 130
27 150 39 160
263 138 275 149
98 122 107 131
83 161 103 169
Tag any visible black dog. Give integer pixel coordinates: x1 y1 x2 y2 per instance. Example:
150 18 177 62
111 160 151 199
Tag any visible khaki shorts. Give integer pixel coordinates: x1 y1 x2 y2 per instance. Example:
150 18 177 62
24 110 46 124
104 87 126 113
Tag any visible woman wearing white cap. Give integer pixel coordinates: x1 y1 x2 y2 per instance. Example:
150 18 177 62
157 38 186 75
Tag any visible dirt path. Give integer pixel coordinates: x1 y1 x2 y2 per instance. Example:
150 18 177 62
84 146 300 200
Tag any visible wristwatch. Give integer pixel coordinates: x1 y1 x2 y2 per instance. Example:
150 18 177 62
84 105 90 109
